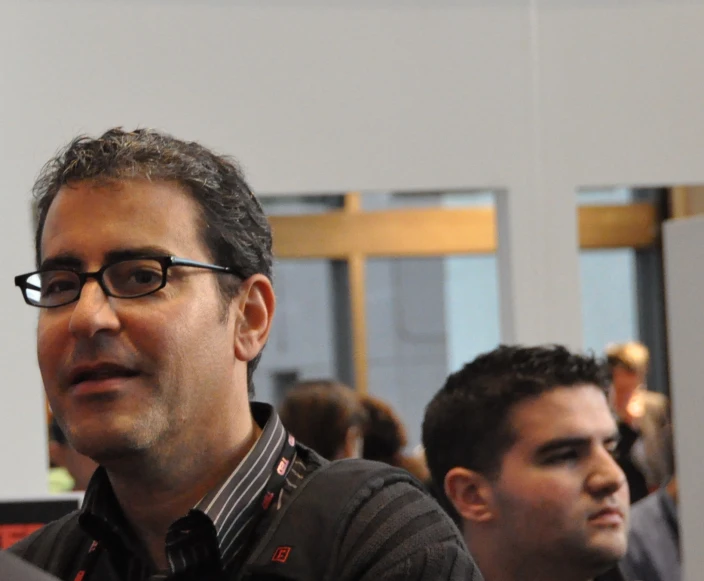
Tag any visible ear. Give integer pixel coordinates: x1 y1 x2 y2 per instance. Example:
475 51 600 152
233 274 276 362
444 466 495 524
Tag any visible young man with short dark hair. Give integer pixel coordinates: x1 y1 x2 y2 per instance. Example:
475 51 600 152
423 345 628 581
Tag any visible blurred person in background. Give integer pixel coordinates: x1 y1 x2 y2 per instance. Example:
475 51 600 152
606 342 672 503
361 395 430 484
279 379 368 461
621 401 679 581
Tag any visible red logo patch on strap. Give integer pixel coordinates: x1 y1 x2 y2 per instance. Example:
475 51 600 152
261 491 275 510
272 546 292 563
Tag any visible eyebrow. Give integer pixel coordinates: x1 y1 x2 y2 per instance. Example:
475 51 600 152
535 432 620 457
104 246 173 264
40 246 173 272
39 254 83 271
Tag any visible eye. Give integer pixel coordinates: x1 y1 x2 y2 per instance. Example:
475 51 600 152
129 268 161 286
41 272 79 297
106 260 164 296
605 441 620 458
543 448 582 465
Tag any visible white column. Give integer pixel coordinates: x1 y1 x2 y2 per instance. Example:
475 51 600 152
495 185 582 348
663 216 704 581
0 197 49 498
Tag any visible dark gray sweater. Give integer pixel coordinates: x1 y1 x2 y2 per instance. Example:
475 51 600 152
9 449 482 581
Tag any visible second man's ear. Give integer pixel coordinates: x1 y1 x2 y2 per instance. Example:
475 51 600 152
233 274 276 362
444 466 496 524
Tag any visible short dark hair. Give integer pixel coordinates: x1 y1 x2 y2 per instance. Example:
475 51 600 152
422 345 609 493
32 128 273 393
279 379 367 461
360 395 408 464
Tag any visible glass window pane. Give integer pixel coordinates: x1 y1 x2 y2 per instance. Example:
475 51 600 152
444 255 501 372
579 189 640 353
580 249 639 353
364 191 500 448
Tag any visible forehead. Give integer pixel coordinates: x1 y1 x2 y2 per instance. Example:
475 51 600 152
507 385 616 448
40 179 204 263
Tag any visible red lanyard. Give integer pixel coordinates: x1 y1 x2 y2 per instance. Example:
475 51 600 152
73 540 100 581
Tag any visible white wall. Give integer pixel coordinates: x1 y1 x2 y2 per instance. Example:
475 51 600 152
663 216 704 581
2 0 704 498
539 1 704 187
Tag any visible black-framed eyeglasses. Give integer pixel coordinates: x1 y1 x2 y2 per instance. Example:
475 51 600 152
14 256 241 308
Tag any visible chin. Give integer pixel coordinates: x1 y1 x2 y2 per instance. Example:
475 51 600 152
587 536 628 566
69 421 148 462
71 434 132 462
561 531 625 577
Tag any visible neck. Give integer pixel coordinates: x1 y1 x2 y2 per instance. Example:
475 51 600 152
104 409 261 570
468 536 593 581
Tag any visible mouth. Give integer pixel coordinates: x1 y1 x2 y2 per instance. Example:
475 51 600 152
588 507 625 526
68 363 141 393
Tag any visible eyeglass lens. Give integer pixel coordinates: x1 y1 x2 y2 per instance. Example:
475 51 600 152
23 259 166 307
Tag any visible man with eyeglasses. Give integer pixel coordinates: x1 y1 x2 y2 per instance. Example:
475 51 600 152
10 129 480 581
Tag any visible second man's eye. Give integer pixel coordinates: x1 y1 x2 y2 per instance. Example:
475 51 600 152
544 449 580 465
605 443 620 458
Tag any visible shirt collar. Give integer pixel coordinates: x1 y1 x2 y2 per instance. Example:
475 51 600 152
80 402 288 568
194 402 288 563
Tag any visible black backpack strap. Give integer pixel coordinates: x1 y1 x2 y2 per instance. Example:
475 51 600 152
240 458 422 581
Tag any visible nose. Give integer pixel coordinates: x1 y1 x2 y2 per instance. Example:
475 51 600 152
586 447 627 499
68 279 121 338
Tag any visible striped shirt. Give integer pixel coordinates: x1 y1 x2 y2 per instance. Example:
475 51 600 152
78 402 293 580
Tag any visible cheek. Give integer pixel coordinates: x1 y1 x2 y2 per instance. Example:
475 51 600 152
125 301 228 377
36 316 72 417
37 315 66 378
499 470 579 524
124 312 179 370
